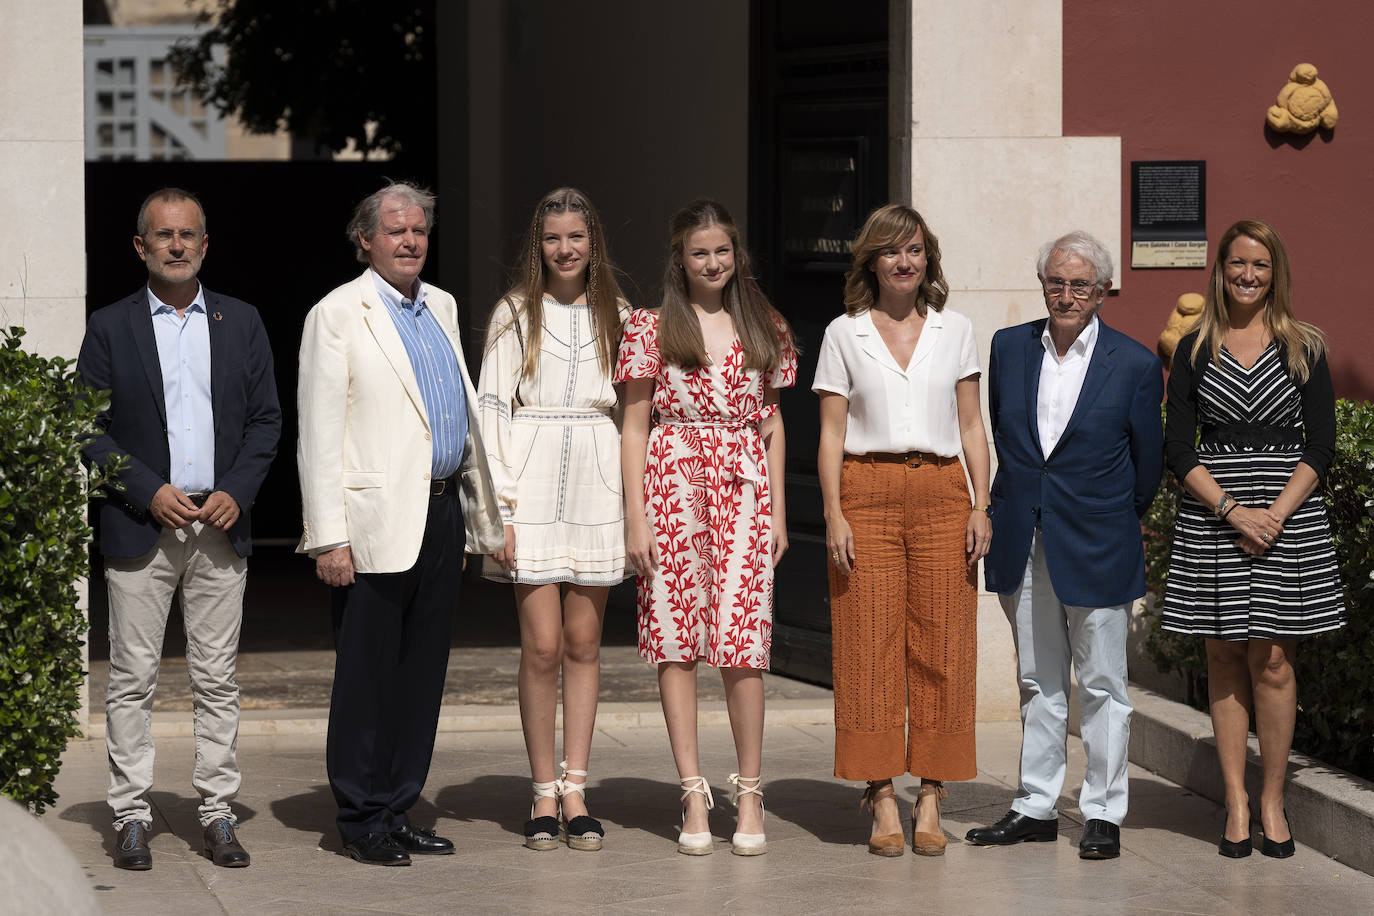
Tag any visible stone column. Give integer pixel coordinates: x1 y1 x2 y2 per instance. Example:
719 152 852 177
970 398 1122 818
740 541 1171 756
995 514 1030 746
899 0 1122 721
0 1 90 729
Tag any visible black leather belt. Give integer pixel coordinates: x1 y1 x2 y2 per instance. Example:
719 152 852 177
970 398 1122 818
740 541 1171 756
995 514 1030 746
1200 423 1304 449
430 475 456 497
186 491 211 508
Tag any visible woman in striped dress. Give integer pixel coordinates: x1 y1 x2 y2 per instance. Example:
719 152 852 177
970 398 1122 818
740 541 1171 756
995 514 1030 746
1162 219 1344 860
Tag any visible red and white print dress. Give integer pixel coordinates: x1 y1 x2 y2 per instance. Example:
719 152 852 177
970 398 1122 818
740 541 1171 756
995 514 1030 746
614 308 798 669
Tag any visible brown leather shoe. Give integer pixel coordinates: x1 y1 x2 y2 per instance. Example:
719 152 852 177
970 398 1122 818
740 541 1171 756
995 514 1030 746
860 781 904 857
203 818 251 867
912 781 948 856
113 821 153 870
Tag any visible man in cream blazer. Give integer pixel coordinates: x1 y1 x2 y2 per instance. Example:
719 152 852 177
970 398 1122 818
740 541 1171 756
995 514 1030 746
297 182 503 866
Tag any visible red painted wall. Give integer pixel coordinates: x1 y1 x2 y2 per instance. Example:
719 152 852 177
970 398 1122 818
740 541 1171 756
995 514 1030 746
1064 1 1374 399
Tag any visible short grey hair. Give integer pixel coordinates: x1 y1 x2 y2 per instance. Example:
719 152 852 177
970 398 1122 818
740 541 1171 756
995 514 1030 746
1036 230 1114 286
345 181 437 264
137 187 205 236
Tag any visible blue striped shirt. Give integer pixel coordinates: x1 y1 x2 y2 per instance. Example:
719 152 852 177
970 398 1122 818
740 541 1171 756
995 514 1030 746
370 271 466 479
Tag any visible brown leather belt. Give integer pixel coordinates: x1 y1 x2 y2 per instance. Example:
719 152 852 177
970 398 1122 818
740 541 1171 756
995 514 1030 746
849 451 959 468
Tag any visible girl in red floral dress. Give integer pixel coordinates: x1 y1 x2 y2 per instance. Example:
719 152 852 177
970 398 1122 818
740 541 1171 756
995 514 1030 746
616 199 796 856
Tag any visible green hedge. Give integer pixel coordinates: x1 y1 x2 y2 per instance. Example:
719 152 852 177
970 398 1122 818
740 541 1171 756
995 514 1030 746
1140 399 1374 780
0 327 120 813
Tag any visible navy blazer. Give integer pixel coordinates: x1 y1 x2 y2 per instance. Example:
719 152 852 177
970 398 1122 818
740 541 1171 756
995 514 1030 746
984 318 1164 608
77 287 282 559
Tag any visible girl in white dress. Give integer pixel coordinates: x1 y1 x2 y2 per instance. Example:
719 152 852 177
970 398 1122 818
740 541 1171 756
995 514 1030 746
477 188 629 851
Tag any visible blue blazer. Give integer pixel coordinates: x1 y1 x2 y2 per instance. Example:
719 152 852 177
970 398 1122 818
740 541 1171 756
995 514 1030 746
984 318 1164 607
77 288 282 559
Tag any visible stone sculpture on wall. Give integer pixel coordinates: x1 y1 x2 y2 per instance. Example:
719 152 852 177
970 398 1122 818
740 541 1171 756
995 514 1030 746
1266 63 1339 134
1158 292 1204 370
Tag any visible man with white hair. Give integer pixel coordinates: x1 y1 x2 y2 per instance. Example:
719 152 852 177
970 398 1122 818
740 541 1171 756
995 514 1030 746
967 231 1163 859
297 182 503 865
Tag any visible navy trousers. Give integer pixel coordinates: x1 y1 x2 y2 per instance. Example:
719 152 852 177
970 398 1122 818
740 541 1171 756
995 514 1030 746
327 489 465 844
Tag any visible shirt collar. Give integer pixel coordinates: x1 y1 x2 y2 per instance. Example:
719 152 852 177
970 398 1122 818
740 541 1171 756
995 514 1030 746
1041 313 1099 358
853 305 944 335
369 268 428 313
147 284 206 316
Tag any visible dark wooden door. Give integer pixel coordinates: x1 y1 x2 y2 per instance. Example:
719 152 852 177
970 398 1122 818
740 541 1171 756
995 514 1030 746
749 0 889 684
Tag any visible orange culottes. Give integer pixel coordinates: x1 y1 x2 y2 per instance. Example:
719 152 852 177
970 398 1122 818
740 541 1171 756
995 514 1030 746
829 455 978 781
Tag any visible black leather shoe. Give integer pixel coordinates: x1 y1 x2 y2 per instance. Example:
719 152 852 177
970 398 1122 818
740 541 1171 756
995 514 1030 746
1078 819 1121 859
965 810 1058 846
113 821 153 870
1218 834 1252 858
203 818 251 867
344 831 412 866
391 824 454 855
1261 810 1295 859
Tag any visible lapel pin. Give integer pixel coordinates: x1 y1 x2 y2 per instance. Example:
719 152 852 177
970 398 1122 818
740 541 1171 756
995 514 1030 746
212 311 223 321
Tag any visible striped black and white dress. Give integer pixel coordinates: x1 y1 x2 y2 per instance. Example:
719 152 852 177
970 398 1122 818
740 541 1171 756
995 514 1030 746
1162 339 1345 639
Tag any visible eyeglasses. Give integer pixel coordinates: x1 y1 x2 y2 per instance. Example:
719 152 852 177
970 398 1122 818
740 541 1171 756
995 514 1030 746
1041 278 1100 300
142 229 204 250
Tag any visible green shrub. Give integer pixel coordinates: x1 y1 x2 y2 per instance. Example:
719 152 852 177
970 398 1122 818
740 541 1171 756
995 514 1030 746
0 327 120 813
1140 399 1374 780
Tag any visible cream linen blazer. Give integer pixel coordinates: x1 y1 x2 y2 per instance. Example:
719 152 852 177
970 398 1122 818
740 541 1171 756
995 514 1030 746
296 271 504 573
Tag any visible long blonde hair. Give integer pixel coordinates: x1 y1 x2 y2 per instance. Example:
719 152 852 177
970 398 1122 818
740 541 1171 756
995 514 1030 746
842 204 948 317
488 187 626 380
656 199 793 372
1191 219 1325 383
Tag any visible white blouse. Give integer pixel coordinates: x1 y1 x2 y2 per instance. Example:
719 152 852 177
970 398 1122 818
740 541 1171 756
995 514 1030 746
477 296 624 519
811 307 980 457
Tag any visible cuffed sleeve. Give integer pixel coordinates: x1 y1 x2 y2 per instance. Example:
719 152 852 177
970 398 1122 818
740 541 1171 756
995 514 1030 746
810 323 849 396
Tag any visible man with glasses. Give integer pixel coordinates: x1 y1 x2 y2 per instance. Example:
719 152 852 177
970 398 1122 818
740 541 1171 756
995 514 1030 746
967 230 1163 860
78 188 281 870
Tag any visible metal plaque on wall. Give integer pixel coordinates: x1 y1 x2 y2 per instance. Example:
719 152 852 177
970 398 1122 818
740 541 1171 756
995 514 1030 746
1130 160 1207 268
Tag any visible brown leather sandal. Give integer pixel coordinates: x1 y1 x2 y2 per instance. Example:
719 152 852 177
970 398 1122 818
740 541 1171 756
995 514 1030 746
860 781 905 857
913 780 949 856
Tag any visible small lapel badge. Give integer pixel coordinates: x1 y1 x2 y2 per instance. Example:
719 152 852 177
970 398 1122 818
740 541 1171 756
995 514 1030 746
212 311 224 321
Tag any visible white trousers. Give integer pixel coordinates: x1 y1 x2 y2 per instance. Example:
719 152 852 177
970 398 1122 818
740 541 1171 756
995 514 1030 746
104 522 247 828
999 530 1132 825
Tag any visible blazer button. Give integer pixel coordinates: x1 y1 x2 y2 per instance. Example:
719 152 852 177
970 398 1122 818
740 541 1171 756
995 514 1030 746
425 433 432 441
423 473 430 480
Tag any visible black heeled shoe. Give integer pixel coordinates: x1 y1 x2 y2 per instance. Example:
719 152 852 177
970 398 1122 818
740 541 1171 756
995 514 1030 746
1218 834 1252 858
1260 811 1294 859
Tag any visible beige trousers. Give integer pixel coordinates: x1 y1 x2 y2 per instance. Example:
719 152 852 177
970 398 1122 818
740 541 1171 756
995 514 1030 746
104 521 247 828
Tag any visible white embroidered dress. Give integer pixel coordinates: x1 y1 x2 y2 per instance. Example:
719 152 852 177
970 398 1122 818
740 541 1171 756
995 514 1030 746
476 296 628 586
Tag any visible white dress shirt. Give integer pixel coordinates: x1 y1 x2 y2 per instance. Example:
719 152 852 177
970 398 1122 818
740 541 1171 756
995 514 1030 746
1037 315 1099 459
148 285 214 493
812 307 980 457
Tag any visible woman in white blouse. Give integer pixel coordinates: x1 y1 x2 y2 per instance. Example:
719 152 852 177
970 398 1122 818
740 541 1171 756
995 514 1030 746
813 204 992 857
477 188 630 852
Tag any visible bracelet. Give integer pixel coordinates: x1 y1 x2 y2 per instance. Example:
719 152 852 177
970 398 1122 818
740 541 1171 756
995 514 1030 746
971 504 990 514
1221 501 1238 520
1213 492 1234 519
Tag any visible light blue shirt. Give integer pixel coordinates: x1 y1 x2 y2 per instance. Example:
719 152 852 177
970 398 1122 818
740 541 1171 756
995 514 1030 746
148 285 215 493
370 270 466 479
